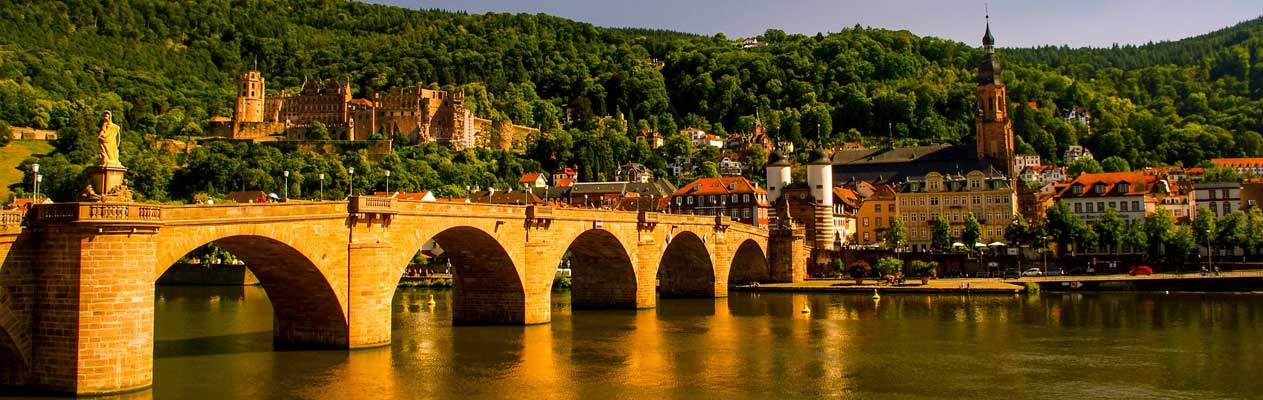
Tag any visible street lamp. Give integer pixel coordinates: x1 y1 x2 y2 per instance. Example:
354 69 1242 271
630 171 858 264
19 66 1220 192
282 170 289 201
348 167 355 197
385 170 391 194
31 163 39 202
319 173 325 200
1042 235 1052 272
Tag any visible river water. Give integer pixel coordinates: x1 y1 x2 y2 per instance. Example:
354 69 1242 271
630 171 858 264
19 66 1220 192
147 286 1263 399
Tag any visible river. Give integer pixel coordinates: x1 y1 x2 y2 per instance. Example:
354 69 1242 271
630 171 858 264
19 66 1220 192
145 286 1263 399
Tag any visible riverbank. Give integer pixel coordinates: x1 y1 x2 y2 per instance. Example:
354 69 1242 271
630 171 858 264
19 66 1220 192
734 278 1025 294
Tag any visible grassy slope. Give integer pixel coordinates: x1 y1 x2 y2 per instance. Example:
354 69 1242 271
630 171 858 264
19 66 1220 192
0 140 54 201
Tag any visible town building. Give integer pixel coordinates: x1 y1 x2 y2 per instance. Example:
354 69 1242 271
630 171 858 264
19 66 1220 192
519 172 548 189
718 154 745 176
1015 154 1041 171
568 179 676 210
635 130 665 149
615 162 654 183
897 168 1017 251
769 149 858 251
1210 158 1263 177
853 184 898 246
1064 145 1095 164
552 167 579 187
1194 182 1242 218
1019 165 1067 185
683 128 724 148
669 176 769 227
1055 171 1194 226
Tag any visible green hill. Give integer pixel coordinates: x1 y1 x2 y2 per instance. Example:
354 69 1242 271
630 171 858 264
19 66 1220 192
0 1 1259 202
0 140 54 202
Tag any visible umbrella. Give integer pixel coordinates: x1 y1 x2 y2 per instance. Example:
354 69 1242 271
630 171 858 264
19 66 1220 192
952 242 966 248
973 242 987 248
987 241 1006 247
268 193 280 199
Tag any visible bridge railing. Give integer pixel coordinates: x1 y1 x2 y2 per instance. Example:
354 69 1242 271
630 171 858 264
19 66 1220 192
33 203 163 224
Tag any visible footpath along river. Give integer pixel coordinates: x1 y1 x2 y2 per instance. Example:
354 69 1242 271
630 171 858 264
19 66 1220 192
145 285 1263 399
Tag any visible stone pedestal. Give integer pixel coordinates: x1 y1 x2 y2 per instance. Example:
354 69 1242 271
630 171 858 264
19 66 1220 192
81 165 131 202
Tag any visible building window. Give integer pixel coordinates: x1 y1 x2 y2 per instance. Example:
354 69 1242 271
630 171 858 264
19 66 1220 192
863 232 870 241
1075 203 1082 213
863 217 870 227
1132 201 1140 211
931 197 939 206
688 197 694 205
1108 202 1116 210
709 195 716 204
875 204 882 212
743 194 750 203
1120 202 1128 212
1097 202 1104 213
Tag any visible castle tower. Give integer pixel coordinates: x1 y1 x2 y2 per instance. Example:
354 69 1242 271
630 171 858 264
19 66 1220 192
974 15 1016 179
234 70 266 123
765 150 792 203
807 148 835 251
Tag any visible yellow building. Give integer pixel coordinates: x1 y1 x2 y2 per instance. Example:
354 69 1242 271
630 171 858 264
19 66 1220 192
854 184 897 246
897 169 1017 252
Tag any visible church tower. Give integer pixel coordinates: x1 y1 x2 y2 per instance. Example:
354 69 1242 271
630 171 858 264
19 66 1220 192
974 15 1016 179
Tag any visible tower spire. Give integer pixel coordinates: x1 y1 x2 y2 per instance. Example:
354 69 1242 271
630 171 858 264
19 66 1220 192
982 4 995 52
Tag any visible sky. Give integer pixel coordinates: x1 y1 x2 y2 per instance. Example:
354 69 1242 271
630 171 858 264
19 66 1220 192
363 0 1262 48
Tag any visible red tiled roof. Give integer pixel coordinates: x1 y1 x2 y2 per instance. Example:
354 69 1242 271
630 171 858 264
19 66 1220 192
554 178 575 187
672 176 767 197
519 172 544 183
1212 158 1263 167
1058 172 1154 198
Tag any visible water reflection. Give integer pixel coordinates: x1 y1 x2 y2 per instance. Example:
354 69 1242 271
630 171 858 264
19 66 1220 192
121 287 1263 398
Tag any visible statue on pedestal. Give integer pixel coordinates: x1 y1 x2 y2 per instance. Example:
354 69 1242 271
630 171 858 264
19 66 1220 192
81 110 132 202
98 110 122 167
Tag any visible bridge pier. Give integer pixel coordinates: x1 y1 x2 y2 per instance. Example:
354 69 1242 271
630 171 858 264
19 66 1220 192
346 242 396 348
30 204 162 395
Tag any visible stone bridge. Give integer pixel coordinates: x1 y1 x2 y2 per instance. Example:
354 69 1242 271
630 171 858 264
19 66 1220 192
0 197 806 395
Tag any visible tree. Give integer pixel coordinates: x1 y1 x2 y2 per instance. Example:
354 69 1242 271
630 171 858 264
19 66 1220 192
1067 158 1103 175
1099 156 1131 172
1193 206 1217 256
1248 207 1263 256
1122 221 1147 253
1201 165 1242 183
1143 208 1176 260
1216 210 1249 255
0 120 11 148
698 161 720 178
1045 202 1086 256
1004 213 1033 247
884 215 907 250
1167 226 1199 264
308 121 331 140
931 217 952 253
962 213 982 248
1093 207 1125 257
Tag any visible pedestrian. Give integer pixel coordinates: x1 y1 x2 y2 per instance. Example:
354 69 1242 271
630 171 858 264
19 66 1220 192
1200 266 1208 276
1214 266 1221 276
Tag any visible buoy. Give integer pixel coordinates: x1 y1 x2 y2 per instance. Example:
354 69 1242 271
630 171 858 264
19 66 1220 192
801 304 811 314
426 294 436 307
1165 290 1170 295
871 289 881 300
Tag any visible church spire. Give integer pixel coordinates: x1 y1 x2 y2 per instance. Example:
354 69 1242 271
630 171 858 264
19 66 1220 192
982 13 995 51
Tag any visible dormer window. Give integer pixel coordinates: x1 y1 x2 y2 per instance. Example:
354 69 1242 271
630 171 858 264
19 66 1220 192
1093 183 1106 194
1117 182 1130 193
694 184 702 191
1072 184 1084 195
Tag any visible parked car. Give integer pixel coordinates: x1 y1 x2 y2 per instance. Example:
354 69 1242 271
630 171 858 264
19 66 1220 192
1046 267 1067 277
974 271 990 278
1002 268 1021 279
1129 266 1154 276
1021 268 1044 277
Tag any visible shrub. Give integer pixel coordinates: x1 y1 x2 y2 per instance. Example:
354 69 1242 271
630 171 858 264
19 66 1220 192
833 258 846 277
875 257 903 277
911 260 938 277
553 274 572 289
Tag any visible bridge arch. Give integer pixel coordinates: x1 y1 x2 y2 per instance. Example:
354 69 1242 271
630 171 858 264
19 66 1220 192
561 229 638 309
426 226 526 325
159 235 349 348
0 304 27 387
728 239 770 285
658 231 716 297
